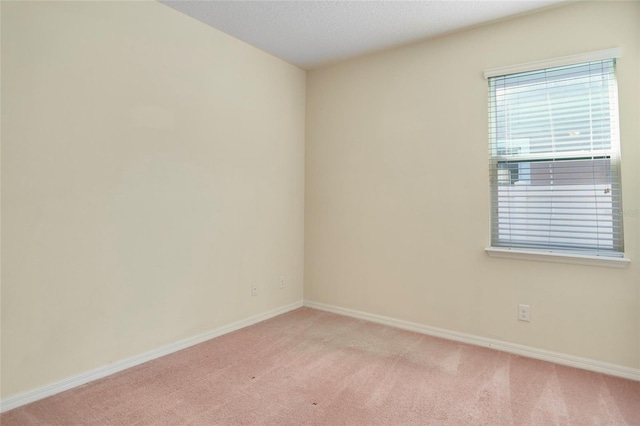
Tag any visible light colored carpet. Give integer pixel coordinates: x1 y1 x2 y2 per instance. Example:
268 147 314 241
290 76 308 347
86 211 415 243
2 307 639 425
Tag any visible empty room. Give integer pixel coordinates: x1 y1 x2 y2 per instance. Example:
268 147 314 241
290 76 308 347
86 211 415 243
1 0 639 424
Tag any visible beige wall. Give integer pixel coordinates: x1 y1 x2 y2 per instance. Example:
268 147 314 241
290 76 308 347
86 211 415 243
305 1 640 368
1 1 305 398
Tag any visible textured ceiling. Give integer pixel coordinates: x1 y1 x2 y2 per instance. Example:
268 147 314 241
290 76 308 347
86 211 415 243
160 1 567 69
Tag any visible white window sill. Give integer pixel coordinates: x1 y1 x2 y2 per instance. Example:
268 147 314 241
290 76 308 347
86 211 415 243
485 247 630 268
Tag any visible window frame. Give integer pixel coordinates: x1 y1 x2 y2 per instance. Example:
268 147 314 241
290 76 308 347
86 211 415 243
484 49 630 268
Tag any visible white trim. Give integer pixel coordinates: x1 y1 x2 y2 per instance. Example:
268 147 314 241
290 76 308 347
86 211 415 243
484 48 621 79
303 300 640 382
485 247 630 268
0 300 303 413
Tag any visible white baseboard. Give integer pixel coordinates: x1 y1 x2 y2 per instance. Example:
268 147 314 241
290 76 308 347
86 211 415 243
303 300 640 382
0 300 304 413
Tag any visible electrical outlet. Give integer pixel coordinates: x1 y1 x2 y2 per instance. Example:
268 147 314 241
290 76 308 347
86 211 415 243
279 276 285 289
251 283 258 296
518 304 530 322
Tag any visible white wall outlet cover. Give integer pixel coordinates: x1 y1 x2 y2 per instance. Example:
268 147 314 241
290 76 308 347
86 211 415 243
518 304 530 322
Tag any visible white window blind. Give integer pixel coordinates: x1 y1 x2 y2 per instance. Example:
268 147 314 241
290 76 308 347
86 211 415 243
488 58 624 257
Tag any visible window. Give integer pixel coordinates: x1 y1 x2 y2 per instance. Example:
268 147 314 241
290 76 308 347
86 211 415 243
487 51 625 261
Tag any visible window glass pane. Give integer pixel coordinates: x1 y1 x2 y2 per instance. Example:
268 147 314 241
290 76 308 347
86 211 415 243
492 62 615 156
